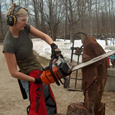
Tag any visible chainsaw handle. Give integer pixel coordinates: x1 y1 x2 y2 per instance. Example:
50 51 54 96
49 56 60 86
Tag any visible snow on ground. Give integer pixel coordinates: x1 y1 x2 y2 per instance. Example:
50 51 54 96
32 38 114 63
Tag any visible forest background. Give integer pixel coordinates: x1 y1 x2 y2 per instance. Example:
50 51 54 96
0 0 115 45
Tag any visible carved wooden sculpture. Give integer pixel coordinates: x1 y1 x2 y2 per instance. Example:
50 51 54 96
67 37 107 115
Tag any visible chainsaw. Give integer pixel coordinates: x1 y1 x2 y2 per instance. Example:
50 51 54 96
39 56 72 86
39 50 115 86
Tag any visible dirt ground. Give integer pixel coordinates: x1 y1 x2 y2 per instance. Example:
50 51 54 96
0 44 115 115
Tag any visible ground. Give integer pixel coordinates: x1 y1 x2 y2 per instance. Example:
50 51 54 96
0 44 115 115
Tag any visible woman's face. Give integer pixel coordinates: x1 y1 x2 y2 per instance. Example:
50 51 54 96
15 15 28 30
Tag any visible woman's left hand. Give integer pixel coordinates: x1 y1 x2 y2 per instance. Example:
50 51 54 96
50 43 61 58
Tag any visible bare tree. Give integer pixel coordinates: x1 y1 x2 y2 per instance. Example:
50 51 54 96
45 0 64 40
39 0 46 32
1 0 115 41
88 0 93 36
0 1 3 38
68 0 74 42
33 0 39 29
11 0 14 3
63 0 68 40
0 0 8 39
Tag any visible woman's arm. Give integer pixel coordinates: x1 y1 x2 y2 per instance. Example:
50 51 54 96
4 53 35 82
30 25 54 45
30 25 62 58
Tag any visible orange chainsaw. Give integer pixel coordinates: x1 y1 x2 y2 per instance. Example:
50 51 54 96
37 50 115 86
39 56 71 86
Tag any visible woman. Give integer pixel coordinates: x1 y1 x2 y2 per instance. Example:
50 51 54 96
3 3 61 115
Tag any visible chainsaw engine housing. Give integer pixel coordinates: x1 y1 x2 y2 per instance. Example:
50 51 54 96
40 56 71 85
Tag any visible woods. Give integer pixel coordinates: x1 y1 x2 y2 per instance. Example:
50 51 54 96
0 0 115 42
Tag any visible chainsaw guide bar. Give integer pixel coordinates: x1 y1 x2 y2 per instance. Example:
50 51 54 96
72 50 115 71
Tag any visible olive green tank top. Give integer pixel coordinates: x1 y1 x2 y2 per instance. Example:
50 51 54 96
3 24 43 74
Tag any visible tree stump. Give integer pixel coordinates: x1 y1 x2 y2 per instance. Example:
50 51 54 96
67 102 93 115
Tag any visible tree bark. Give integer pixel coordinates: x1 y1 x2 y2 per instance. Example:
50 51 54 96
33 0 39 29
0 2 4 38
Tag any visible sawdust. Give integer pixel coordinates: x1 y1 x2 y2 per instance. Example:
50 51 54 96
0 45 115 115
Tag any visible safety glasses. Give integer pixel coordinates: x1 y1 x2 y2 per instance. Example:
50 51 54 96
17 16 28 23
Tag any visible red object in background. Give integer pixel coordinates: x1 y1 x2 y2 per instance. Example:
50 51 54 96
107 57 110 68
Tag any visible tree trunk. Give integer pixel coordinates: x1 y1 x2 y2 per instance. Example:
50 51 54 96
64 0 68 40
96 0 100 36
48 0 54 40
40 0 46 33
67 103 91 115
68 0 74 42
33 0 39 29
0 2 4 38
89 0 93 36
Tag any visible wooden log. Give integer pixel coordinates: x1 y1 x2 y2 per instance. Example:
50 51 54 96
67 102 92 115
